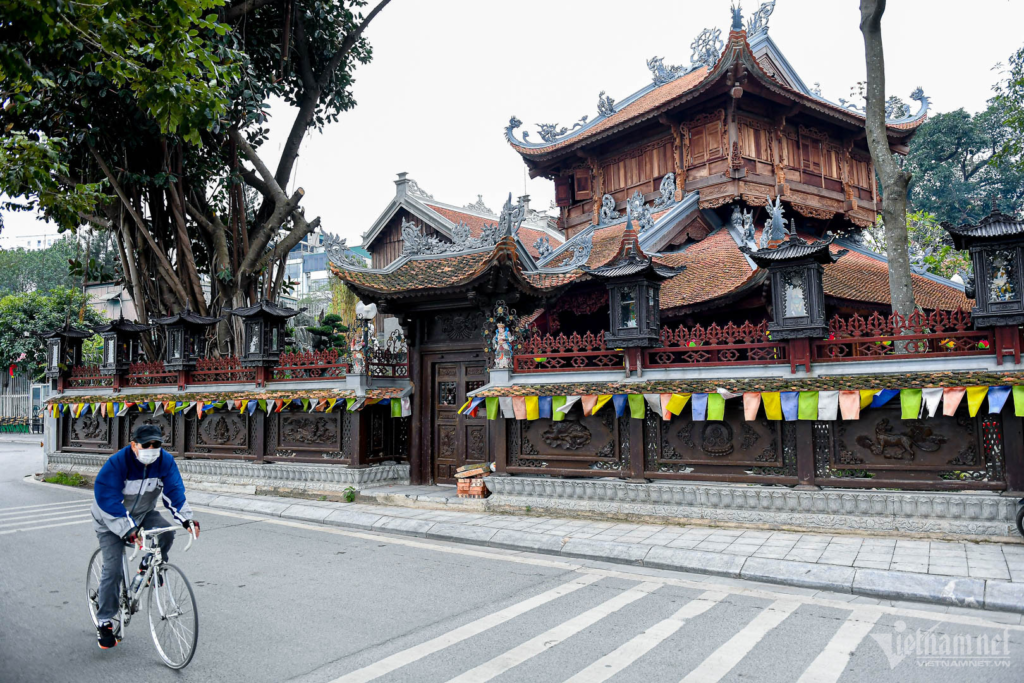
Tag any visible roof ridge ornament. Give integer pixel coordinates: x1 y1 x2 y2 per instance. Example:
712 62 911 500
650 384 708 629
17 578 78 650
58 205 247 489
533 236 553 258
627 190 655 234
558 230 594 268
762 194 789 249
464 194 495 216
746 0 775 35
598 194 621 225
597 91 616 117
690 28 724 70
652 173 677 209
497 193 526 237
731 1 744 32
406 178 433 200
647 56 686 86
400 217 501 256
322 230 366 269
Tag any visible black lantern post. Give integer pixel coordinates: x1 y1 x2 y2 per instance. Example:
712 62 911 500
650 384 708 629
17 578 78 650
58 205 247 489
152 305 224 377
942 210 1024 363
742 236 847 372
227 300 302 385
581 213 683 374
41 319 92 390
93 316 151 378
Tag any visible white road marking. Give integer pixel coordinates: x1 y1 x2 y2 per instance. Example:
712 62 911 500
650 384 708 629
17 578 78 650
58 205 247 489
0 519 93 535
796 609 882 683
0 499 91 514
680 599 801 683
0 512 91 528
193 506 1024 633
329 574 603 683
445 582 662 683
563 591 726 683
0 505 92 522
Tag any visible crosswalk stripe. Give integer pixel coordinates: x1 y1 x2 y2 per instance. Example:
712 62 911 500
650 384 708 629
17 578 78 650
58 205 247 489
0 519 93 535
563 591 727 683
0 505 92 522
0 499 91 514
445 581 662 683
680 599 800 683
330 574 603 683
796 610 882 683
0 513 90 528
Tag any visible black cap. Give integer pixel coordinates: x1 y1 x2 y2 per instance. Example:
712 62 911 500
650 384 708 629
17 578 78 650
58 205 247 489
132 424 164 446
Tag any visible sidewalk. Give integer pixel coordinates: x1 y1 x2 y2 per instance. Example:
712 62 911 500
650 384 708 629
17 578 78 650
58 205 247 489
186 486 1024 615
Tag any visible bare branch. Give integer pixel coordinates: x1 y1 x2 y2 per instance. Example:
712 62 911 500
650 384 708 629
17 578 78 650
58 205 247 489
229 129 287 204
316 0 392 91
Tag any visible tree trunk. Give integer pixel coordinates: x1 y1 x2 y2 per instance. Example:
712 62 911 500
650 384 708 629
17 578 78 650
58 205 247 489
860 0 916 318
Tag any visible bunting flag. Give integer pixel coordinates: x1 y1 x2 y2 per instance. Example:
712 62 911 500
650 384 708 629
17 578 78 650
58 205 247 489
612 394 628 418
486 397 499 420
922 388 943 418
256 399 267 414
706 393 725 421
763 392 782 420
859 390 877 410
557 396 581 415
818 391 839 420
327 398 338 413
512 397 527 420
780 392 799 421
966 386 989 417
628 394 646 419
551 396 567 422
900 389 922 420
392 397 403 418
401 397 412 417
92 403 101 415
1015 386 1024 417
643 394 663 419
943 388 965 416
594 395 613 415
348 398 366 412
247 400 258 415
659 394 672 420
691 393 708 421
196 401 205 419
525 396 539 420
716 388 742 400
743 392 762 421
154 402 165 417
499 397 515 418
666 393 690 416
457 399 472 415
581 395 598 416
798 391 818 420
988 386 1011 414
538 396 553 419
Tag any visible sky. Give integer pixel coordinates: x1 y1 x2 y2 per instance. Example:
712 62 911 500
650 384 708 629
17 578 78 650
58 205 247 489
3 0 1023 247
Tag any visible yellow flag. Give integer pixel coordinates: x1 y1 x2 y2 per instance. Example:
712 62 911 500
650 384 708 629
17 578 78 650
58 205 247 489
859 390 877 410
525 396 540 420
666 393 691 415
763 392 782 420
593 395 613 414
966 386 989 417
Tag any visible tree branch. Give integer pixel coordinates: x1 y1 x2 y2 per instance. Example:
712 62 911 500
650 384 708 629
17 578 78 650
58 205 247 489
316 0 392 91
222 0 277 22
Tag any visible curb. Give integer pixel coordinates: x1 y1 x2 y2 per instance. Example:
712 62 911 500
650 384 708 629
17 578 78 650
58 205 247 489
185 490 1024 615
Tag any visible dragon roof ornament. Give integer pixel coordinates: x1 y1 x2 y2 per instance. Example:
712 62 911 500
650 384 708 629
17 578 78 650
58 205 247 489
497 193 527 237
690 28 724 69
597 91 616 117
648 56 687 86
401 217 501 257
406 178 433 200
746 1 775 35
322 230 367 269
464 194 495 216
831 87 929 124
559 230 594 268
627 190 655 234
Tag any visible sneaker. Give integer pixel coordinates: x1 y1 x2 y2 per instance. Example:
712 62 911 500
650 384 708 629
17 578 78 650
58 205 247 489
97 622 116 649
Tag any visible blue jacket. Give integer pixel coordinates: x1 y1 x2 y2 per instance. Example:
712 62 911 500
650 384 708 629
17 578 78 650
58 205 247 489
91 446 193 537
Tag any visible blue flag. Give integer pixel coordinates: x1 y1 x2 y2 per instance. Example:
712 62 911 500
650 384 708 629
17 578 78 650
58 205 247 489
781 392 799 421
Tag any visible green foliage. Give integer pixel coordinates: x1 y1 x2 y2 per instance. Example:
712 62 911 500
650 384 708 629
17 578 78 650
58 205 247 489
994 45 1024 176
0 287 104 380
44 471 88 487
864 211 972 280
306 313 348 353
905 104 1024 225
343 486 356 503
0 236 78 295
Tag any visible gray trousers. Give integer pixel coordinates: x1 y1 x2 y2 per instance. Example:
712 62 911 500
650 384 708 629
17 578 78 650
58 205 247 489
95 510 174 623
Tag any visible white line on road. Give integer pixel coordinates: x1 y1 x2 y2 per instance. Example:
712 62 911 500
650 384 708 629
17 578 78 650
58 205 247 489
0 512 91 528
0 519 93 535
796 609 882 683
329 574 603 683
445 581 662 683
0 505 92 522
0 498 91 514
680 599 801 683
563 591 727 683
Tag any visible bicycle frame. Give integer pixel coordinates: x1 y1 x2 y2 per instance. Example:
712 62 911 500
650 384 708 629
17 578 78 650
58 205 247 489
117 526 196 632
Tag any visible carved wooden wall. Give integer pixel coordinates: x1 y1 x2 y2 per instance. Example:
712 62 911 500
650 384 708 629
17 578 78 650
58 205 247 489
59 412 118 454
506 406 630 476
184 412 257 460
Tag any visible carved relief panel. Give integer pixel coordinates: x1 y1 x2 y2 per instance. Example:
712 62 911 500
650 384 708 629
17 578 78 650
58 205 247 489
126 412 175 455
184 412 255 459
507 407 625 472
61 412 116 453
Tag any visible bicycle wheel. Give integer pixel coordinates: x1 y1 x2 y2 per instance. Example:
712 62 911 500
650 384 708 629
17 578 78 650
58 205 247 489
86 548 124 638
147 564 198 669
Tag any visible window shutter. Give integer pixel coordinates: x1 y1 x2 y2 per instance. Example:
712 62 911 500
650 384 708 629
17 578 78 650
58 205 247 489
554 176 572 207
689 127 707 166
573 168 592 200
706 121 724 159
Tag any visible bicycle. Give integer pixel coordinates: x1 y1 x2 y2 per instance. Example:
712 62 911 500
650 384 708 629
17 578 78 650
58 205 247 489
86 526 199 669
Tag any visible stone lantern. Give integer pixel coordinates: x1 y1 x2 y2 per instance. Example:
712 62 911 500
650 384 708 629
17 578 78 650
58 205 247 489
152 304 224 372
93 316 151 375
41 319 92 388
942 210 1024 363
742 235 846 371
581 212 683 350
227 300 302 368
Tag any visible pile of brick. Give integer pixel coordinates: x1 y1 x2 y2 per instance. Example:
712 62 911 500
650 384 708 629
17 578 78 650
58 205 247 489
455 462 494 498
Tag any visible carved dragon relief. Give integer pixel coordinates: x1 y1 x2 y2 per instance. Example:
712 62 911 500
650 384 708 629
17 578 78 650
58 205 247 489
281 415 338 445
853 419 947 461
541 420 592 450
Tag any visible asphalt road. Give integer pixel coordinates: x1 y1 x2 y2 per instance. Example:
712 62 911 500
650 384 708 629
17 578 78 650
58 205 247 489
3 442 1024 683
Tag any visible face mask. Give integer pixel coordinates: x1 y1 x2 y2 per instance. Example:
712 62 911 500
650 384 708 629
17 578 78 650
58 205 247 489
136 448 161 465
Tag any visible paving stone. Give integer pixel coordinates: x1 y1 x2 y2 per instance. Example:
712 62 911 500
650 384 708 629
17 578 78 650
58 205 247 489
890 563 929 574
280 504 334 523
741 558 855 593
425 523 499 544
817 555 857 567
853 560 891 570
561 538 649 565
853 569 985 608
968 566 1011 580
643 546 746 578
667 539 701 549
751 548 791 560
209 495 253 511
322 509 384 530
486 529 567 555
242 499 293 516
369 516 436 537
984 581 1024 614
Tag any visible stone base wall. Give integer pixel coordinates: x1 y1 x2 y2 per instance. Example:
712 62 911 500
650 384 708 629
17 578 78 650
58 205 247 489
486 476 1021 540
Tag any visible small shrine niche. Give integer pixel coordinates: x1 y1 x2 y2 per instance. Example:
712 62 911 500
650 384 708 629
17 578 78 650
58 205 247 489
227 300 302 367
152 305 224 372
41 320 91 386
943 211 1024 327
93 317 151 375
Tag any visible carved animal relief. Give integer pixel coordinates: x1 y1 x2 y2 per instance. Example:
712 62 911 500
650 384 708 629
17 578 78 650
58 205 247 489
541 420 593 450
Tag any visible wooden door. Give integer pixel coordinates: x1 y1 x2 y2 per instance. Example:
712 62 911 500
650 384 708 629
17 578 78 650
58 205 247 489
433 360 489 483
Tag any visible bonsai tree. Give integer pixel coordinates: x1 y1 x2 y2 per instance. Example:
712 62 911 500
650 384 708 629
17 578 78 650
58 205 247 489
306 313 348 353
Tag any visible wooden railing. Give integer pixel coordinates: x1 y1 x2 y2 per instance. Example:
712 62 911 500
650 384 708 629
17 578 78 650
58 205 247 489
125 361 177 387
367 330 409 378
270 349 348 381
645 321 787 368
812 310 995 363
514 331 624 373
190 356 256 384
66 365 114 389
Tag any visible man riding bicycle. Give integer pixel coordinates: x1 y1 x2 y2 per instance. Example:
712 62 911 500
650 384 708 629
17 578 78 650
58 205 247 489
91 423 199 649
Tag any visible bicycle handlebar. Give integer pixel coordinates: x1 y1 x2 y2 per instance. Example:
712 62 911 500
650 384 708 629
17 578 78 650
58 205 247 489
128 525 196 561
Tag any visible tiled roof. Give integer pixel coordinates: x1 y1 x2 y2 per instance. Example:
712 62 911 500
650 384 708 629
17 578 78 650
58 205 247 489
517 226 562 259
471 371 1024 397
521 271 588 288
333 251 494 294
742 237 843 266
823 244 970 311
586 224 629 267
424 203 561 259
509 68 710 156
942 211 1024 249
656 229 758 312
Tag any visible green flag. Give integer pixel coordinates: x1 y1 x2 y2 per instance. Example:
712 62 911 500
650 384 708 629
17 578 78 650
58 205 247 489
628 394 646 419
707 393 725 421
486 397 499 420
1015 386 1024 417
900 389 923 420
391 398 402 417
798 391 819 420
302 398 310 411
552 396 566 422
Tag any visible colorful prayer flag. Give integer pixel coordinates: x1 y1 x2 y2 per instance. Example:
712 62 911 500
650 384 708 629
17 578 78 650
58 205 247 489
691 393 708 421
512 397 527 420
870 389 899 408
538 396 553 419
900 389 922 420
707 393 725 421
525 396 539 420
763 392 782 420
988 386 1011 414
486 397 499 420
593 395 613 414
628 394 646 419
551 396 566 422
818 391 839 421
743 392 762 421
922 388 942 418
942 388 966 416
839 391 861 420
859 390 877 410
611 394 628 418
666 393 690 416
798 392 818 420
499 397 515 418
966 386 989 417
581 395 598 416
